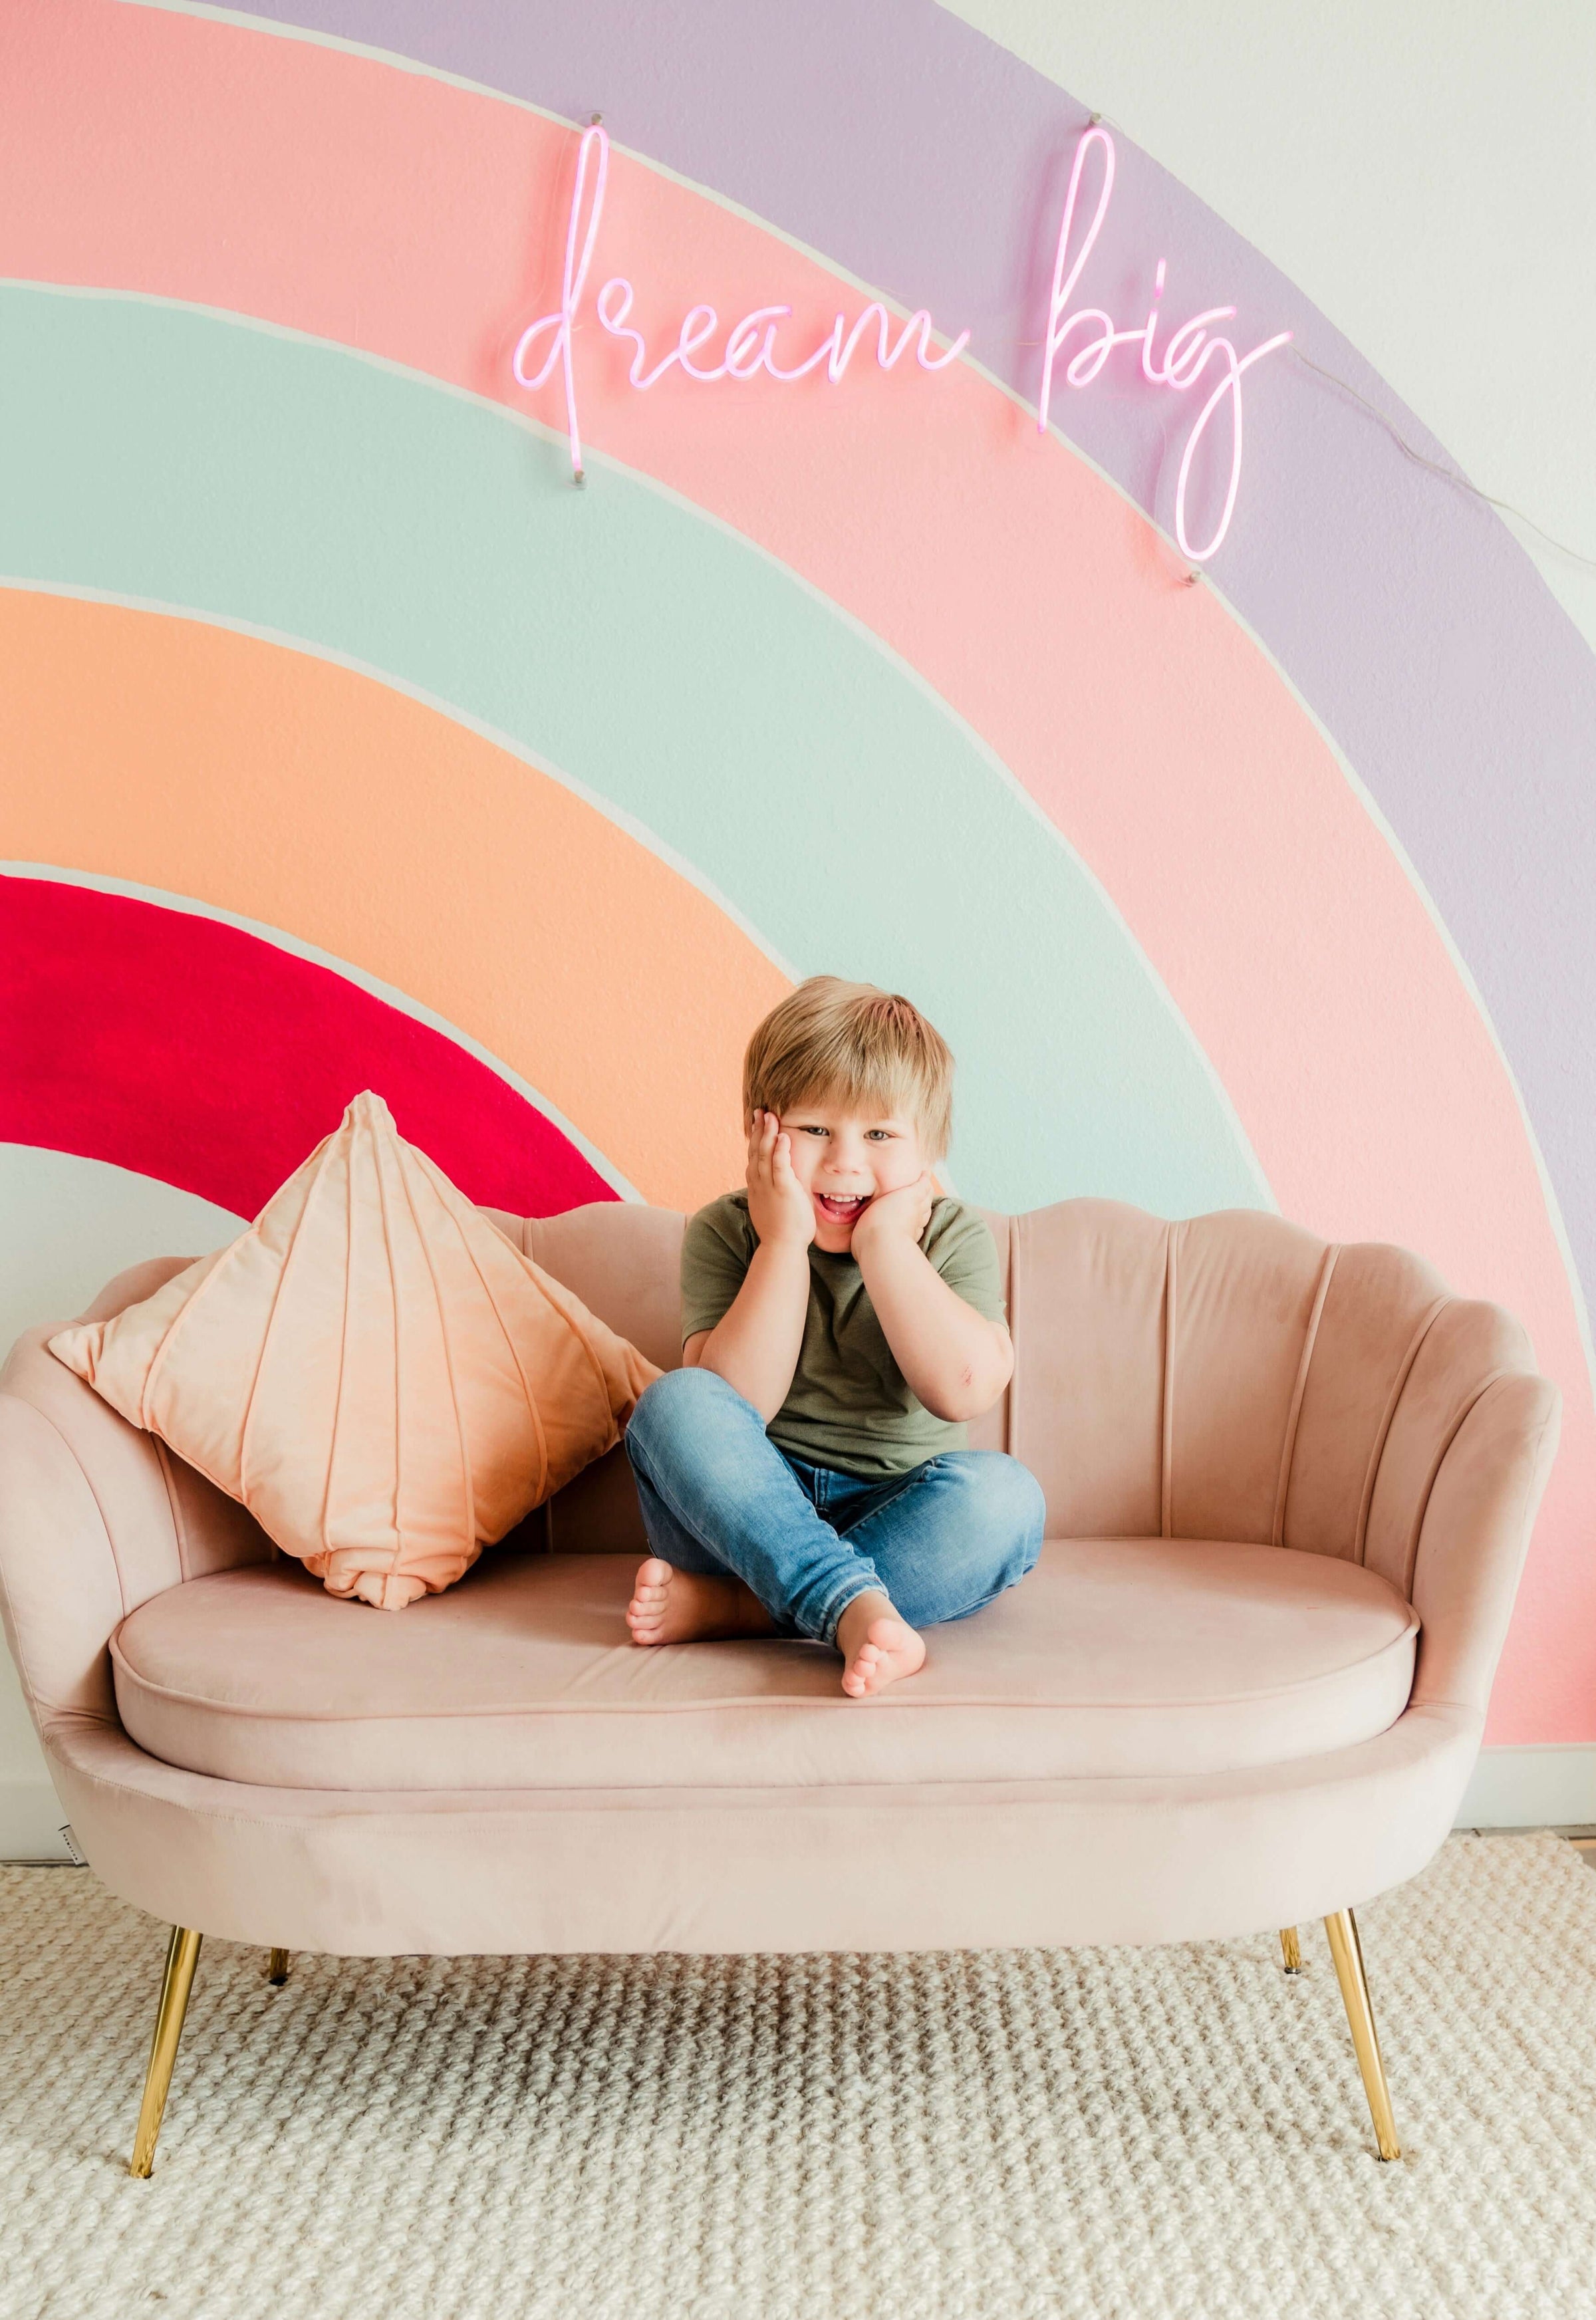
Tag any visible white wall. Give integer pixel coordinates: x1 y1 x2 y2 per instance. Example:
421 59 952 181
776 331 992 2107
946 0 1596 657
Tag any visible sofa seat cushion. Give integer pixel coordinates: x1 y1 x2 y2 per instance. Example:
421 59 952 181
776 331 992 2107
110 1539 1418 1793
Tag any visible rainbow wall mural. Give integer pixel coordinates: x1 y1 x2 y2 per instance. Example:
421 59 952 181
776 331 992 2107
4 0 1595 1745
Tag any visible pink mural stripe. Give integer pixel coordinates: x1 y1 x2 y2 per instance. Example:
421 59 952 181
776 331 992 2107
0 875 615 1220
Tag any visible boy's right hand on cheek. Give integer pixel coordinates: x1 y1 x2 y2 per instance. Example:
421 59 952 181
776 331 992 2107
746 1110 815 1249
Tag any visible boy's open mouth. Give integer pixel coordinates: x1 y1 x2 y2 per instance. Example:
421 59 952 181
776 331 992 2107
815 1192 871 1225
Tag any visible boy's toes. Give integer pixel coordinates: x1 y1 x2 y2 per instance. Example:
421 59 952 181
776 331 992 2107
627 1557 676 1644
840 1646 878 1698
841 1616 926 1698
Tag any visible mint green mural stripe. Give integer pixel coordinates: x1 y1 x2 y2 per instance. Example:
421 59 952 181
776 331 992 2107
0 287 1267 1216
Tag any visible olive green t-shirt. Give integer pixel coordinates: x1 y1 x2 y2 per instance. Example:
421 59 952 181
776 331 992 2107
679 1190 1007 1480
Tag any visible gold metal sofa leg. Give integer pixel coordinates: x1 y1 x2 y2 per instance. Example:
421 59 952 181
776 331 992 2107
129 1926 203 2178
1278 1926 1303 1974
267 1949 291 1986
1323 1908 1400 2160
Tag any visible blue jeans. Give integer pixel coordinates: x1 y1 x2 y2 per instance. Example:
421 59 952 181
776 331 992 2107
623 1366 1045 1645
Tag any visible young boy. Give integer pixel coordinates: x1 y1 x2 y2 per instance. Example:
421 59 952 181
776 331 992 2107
623 977 1045 1698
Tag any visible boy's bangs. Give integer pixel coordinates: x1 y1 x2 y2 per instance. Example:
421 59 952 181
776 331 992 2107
783 1059 924 1128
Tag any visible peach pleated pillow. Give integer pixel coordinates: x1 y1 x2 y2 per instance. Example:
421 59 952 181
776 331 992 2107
50 1092 659 1608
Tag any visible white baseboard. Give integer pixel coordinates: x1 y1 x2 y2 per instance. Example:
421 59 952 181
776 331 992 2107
0 1779 74 1863
1456 1743 1596 1829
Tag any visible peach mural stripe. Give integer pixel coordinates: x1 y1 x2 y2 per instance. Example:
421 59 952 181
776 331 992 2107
0 591 785 1214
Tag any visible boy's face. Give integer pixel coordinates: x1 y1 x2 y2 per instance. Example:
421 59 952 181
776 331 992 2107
775 1096 930 1253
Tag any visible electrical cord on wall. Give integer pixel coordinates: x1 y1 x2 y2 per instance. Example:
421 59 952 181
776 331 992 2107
1286 345 1596 575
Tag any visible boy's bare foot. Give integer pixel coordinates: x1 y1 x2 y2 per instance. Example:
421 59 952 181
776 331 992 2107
626 1557 775 1646
836 1591 926 1698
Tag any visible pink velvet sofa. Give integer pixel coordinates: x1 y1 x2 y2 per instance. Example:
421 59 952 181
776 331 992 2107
0 1198 1561 2176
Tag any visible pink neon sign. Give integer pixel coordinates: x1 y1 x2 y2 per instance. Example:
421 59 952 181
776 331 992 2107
1037 125 1291 562
512 121 1289 563
513 124 971 484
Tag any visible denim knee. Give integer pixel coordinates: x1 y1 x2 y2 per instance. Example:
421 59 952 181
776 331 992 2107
942 1452 1046 1581
625 1363 745 1465
992 1454 1047 1569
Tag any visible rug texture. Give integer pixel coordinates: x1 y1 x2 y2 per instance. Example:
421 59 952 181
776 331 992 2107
2 1833 1595 2320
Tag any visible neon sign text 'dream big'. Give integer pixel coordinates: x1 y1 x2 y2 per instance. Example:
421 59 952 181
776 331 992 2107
513 122 1291 563
511 124 968 477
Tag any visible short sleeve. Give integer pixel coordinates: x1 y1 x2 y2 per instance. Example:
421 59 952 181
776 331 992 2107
924 1201 1006 1325
680 1196 757 1343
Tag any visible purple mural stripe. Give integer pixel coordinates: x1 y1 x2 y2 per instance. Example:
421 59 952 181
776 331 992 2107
218 1 1596 1315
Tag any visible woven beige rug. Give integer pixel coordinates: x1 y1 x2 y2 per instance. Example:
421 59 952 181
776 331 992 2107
3 1833 1595 2320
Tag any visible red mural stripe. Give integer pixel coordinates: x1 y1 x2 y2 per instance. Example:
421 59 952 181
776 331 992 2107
0 878 616 1220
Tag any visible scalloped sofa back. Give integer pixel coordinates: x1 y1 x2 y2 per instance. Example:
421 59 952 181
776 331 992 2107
519 1199 1551 1629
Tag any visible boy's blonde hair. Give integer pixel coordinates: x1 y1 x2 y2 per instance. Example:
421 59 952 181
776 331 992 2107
743 977 954 1162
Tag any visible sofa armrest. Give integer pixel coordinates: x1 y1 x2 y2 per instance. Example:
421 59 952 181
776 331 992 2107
1408 1370 1561 1716
0 1390 126 1732
0 1298 274 1738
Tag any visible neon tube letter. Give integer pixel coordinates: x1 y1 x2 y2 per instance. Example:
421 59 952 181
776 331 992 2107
1170 327 1293 561
1037 126 1120 423
512 121 610 481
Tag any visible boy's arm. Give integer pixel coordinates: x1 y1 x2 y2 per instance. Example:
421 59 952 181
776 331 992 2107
685 1111 813 1422
852 1184 1013 1422
684 1241 809 1418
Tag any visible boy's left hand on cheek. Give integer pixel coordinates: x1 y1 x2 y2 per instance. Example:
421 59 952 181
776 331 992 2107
851 1173 934 1257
